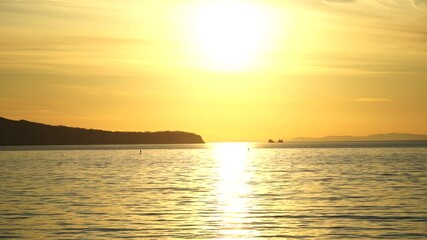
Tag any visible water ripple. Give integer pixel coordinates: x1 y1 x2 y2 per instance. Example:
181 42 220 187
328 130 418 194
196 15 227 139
0 145 426 239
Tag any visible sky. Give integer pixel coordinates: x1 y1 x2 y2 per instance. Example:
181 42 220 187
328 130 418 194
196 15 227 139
1 0 427 142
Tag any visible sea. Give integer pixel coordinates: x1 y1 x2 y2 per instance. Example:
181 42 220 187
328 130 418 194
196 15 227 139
1 141 426 239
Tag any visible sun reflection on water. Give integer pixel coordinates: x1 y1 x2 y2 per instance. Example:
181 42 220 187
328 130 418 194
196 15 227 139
213 142 256 239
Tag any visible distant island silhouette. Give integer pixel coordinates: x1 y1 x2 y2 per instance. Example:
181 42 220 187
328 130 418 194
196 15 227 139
292 133 427 142
0 117 205 146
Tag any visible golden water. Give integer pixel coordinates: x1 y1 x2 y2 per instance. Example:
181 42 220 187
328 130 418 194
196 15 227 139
1 143 426 239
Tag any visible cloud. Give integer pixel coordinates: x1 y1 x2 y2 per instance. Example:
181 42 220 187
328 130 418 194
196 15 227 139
350 98 393 102
283 0 427 74
0 36 149 52
305 53 427 74
413 0 427 6
322 0 355 3
287 0 427 14
0 0 109 10
49 83 139 98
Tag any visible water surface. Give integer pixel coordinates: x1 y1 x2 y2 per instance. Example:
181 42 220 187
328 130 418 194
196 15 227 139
1 142 426 239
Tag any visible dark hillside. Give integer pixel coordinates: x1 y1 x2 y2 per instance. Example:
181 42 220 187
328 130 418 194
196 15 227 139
0 117 205 146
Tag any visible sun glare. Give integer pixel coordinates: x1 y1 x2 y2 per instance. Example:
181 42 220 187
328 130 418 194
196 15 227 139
188 0 274 71
213 142 256 238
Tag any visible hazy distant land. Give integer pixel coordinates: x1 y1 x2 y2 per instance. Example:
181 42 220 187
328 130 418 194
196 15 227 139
0 117 205 146
291 133 427 142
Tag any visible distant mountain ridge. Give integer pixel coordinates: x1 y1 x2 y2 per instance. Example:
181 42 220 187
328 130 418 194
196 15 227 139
292 133 427 142
0 117 205 146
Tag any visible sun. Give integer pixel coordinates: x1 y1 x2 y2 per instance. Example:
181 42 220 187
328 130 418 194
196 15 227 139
188 0 273 72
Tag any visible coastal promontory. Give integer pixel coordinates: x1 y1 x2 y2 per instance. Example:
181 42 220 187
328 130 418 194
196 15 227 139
0 117 205 146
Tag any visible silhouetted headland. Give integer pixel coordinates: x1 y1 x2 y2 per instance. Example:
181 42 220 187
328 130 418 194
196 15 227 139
292 133 427 142
0 117 205 146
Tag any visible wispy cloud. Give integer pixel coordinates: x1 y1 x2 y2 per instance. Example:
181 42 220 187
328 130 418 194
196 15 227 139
279 0 427 74
1 0 426 76
413 0 427 7
49 83 137 98
350 98 393 102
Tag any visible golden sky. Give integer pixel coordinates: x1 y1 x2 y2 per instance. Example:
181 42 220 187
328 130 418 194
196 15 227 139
1 0 427 142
